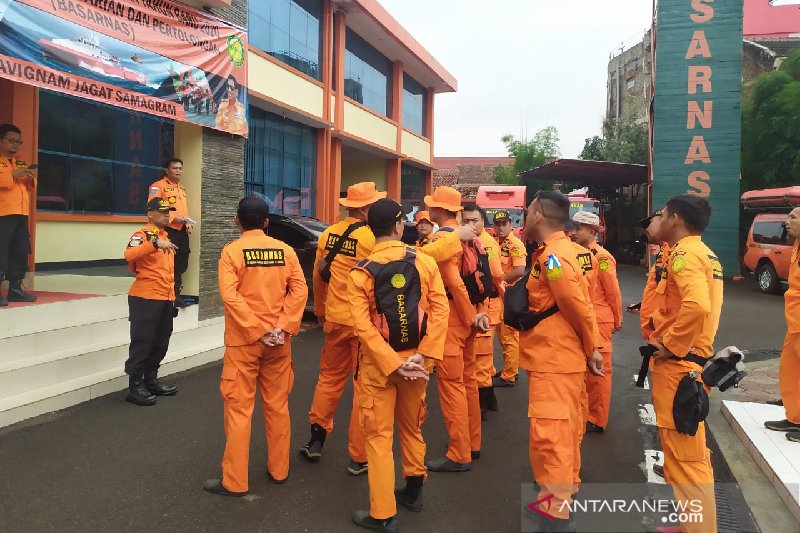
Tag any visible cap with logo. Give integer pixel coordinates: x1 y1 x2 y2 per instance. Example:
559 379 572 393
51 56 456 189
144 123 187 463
339 181 387 208
572 211 601 227
367 198 406 232
424 186 463 212
147 198 176 212
639 210 663 228
493 210 511 224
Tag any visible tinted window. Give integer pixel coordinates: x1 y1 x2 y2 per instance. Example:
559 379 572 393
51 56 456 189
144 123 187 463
268 220 308 248
753 221 788 245
402 73 427 136
249 0 322 80
401 163 425 221
344 29 392 117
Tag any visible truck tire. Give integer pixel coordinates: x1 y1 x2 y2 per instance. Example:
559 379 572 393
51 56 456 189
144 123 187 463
756 262 781 294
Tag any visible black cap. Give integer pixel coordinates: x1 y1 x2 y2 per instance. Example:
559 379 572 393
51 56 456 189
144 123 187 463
147 197 176 212
639 209 662 228
493 210 511 223
368 198 405 231
237 195 269 223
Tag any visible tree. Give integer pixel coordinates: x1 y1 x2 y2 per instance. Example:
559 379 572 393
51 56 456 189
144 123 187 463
741 50 800 191
493 126 561 185
579 114 649 165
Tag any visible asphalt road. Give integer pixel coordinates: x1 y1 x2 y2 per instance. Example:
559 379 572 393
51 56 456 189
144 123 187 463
0 266 788 533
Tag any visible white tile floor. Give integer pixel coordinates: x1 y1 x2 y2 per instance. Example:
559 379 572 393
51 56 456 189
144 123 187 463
722 400 800 523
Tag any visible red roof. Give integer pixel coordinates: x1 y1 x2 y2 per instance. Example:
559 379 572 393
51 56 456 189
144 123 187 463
744 0 800 39
434 157 514 169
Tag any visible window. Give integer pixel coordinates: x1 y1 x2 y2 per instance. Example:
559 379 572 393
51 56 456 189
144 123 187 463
249 0 322 80
400 163 425 221
402 73 427 136
245 107 317 217
37 91 174 215
753 221 788 245
344 29 392 116
626 78 636 90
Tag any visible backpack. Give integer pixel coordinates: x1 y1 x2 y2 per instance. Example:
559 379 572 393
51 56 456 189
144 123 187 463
318 222 365 283
437 228 496 304
503 267 559 331
355 249 428 352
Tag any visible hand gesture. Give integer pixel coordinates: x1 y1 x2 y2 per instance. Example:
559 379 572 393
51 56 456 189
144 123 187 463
653 340 674 362
395 353 429 381
613 320 623 334
172 215 185 225
155 239 177 253
456 225 479 242
186 224 195 234
587 351 604 376
473 312 490 332
12 168 34 182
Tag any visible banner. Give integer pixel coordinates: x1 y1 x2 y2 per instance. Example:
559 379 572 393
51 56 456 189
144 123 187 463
0 0 248 136
652 0 743 276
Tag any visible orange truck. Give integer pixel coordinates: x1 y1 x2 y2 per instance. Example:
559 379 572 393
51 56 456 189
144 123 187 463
741 186 800 294
476 185 526 238
568 193 606 243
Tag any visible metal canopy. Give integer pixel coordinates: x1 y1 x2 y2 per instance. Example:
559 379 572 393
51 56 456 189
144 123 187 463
518 159 649 188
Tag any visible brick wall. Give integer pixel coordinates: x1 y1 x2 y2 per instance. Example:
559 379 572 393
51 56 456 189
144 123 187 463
207 0 247 28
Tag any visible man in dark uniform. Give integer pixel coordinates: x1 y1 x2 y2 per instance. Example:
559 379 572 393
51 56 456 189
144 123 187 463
123 198 180 406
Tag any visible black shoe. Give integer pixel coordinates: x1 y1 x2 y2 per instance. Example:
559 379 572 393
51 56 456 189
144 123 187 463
352 511 399 532
652 463 665 478
426 456 471 472
126 381 157 406
7 287 35 302
787 431 800 443
765 419 800 432
267 472 287 484
493 376 515 388
395 475 424 512
493 371 501 378
174 295 189 309
486 387 499 411
586 421 604 433
347 460 368 476
471 450 481 460
299 423 326 462
144 378 177 396
767 398 784 406
202 479 247 497
523 506 575 532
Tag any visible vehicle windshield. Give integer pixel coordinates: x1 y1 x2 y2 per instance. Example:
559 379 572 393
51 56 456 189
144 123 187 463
568 200 601 219
287 216 329 237
484 208 525 227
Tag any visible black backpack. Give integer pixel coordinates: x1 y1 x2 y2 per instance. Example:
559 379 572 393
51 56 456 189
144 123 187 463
503 267 559 331
437 228 496 304
318 222 365 283
355 249 428 352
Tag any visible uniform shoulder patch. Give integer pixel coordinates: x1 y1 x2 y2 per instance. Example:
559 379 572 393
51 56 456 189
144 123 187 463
128 235 144 247
511 246 521 257
598 259 610 272
150 186 159 196
545 254 562 281
672 256 687 273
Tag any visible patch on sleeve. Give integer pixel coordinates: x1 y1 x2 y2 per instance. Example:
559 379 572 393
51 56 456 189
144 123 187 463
150 186 159 196
128 235 144 247
708 255 723 280
511 246 521 257
598 259 610 272
243 248 286 267
672 256 686 273
545 254 562 281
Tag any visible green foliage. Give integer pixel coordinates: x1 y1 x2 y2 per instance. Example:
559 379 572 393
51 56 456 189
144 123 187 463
741 50 800 191
493 126 561 186
579 114 649 165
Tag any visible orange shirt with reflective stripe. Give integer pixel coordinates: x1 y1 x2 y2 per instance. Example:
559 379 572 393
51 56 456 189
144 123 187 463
640 244 671 340
218 230 308 346
498 232 526 275
787 242 800 334
428 219 478 327
478 229 505 324
519 232 596 373
312 217 375 326
124 224 175 301
0 156 33 216
147 177 189 231
587 242 623 328
651 236 723 363
348 241 449 387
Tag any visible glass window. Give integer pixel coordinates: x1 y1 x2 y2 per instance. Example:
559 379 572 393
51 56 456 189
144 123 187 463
245 107 317 217
37 91 174 215
345 29 392 116
753 221 788 245
249 0 322 80
402 73 427 136
400 163 425 221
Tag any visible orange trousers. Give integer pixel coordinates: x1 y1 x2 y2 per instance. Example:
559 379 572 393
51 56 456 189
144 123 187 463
308 322 366 462
651 369 717 533
496 321 520 381
438 325 480 463
527 371 586 520
780 332 800 423
359 375 428 519
474 329 495 389
219 341 294 493
584 322 613 428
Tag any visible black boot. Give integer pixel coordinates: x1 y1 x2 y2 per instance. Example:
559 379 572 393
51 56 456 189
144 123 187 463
126 377 157 406
7 280 35 302
395 475 424 512
478 387 489 420
352 511 399 532
486 386 499 411
300 423 327 462
144 372 178 396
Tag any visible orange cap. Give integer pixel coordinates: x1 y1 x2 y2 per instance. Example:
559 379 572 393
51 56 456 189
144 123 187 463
424 186 463 212
415 210 432 224
339 181 387 208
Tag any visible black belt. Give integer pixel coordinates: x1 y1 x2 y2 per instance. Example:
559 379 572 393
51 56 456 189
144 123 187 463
635 348 709 388
671 353 709 367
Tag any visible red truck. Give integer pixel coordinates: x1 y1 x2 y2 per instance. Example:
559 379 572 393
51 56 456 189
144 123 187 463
476 186 526 238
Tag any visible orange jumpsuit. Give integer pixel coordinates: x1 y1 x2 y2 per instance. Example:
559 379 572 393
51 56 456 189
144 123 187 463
0 155 33 216
475 230 505 389
217 229 308 493
124 225 175 300
584 242 622 429
650 235 722 533
309 217 374 462
427 219 481 462
780 241 800 423
520 232 596 520
494 232 527 381
640 244 671 340
348 241 449 520
147 177 189 232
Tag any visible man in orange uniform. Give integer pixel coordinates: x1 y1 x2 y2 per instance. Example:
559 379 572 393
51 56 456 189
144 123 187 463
204 196 308 496
415 210 434 248
424 186 489 472
0 124 36 306
492 210 527 388
123 198 180 406
765 206 800 442
147 158 194 308
347 198 449 532
650 195 722 533
302 182 385 475
572 211 622 433
521 191 603 531
462 205 504 419
639 210 669 342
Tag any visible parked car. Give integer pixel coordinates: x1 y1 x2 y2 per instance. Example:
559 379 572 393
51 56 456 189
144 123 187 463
265 214 329 310
743 212 792 294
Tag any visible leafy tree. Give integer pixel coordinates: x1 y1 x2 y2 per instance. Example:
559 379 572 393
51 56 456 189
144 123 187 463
579 114 649 165
741 50 800 191
493 126 561 186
